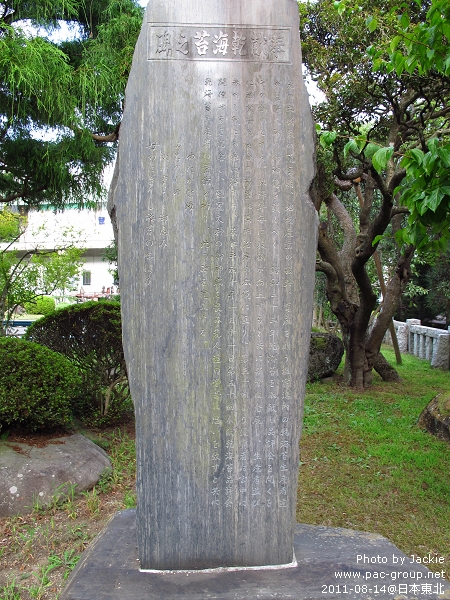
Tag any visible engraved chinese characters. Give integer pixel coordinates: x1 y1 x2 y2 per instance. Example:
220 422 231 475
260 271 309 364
151 25 290 62
109 0 317 571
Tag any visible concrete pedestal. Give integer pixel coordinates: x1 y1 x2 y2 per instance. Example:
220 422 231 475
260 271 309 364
60 510 450 600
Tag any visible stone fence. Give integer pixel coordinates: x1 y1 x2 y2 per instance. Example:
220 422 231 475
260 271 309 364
383 318 450 370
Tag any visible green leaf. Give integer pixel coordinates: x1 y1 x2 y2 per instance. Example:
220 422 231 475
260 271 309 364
390 36 402 52
405 55 418 74
422 152 436 175
445 54 450 75
443 22 450 42
343 138 359 159
372 234 383 246
364 143 380 159
416 199 429 216
319 131 337 148
400 12 410 29
334 1 347 16
366 17 378 33
392 50 406 76
394 228 410 247
373 57 385 71
315 123 322 132
355 135 368 152
405 148 425 166
436 148 450 168
372 146 394 173
423 188 444 213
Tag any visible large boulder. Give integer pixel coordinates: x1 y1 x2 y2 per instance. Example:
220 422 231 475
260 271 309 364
307 333 344 382
418 393 450 441
0 434 111 517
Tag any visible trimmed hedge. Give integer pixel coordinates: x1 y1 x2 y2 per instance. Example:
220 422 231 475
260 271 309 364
24 295 56 316
25 301 131 427
0 337 81 432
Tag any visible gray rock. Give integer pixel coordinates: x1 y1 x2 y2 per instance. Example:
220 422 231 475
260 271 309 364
308 333 344 381
109 0 317 570
418 394 450 441
0 434 111 517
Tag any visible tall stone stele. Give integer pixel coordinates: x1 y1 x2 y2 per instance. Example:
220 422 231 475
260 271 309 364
109 0 317 571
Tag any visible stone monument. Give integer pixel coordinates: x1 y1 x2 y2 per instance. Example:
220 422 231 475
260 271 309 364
108 0 317 571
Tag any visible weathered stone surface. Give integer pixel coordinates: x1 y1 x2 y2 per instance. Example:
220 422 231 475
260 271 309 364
59 510 450 600
0 434 111 517
307 333 344 381
418 394 450 441
109 0 317 569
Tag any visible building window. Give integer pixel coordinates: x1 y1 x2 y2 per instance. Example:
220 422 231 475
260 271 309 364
98 216 105 225
82 271 91 286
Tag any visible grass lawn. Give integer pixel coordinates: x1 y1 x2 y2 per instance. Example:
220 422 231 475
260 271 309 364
0 347 449 598
298 347 450 575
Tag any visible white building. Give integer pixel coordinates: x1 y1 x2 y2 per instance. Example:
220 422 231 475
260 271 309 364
1 205 116 300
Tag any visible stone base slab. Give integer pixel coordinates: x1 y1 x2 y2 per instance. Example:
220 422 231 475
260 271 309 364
60 510 450 599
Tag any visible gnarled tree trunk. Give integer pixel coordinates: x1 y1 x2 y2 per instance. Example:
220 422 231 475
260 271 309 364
313 165 414 390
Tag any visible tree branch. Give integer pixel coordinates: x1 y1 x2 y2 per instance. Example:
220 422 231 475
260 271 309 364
92 122 121 143
387 169 407 195
317 219 349 294
367 245 415 354
316 259 338 282
390 206 409 218
1 186 46 204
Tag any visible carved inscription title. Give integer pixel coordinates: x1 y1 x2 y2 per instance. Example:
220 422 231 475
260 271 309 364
149 24 291 63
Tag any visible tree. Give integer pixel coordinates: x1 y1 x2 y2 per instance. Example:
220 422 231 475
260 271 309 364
102 239 118 284
299 0 450 388
0 207 84 334
25 301 130 426
0 0 144 210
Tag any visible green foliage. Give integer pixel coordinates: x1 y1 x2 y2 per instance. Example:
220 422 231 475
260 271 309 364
366 0 450 77
318 129 337 148
24 295 56 315
301 0 450 385
0 208 22 241
102 239 118 283
311 0 450 250
370 0 450 248
25 301 131 427
0 222 84 333
0 337 81 431
0 0 144 209
397 139 450 250
371 146 395 174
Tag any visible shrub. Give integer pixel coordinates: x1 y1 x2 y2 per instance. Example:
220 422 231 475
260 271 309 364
25 301 131 427
0 337 81 432
24 295 56 315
